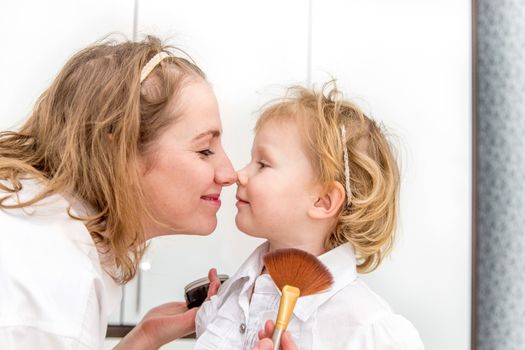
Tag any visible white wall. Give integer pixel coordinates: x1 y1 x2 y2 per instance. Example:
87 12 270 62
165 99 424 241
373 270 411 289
0 1 134 130
0 2 471 350
308 2 471 349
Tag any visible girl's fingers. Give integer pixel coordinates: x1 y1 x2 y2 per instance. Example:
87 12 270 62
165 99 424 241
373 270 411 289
253 338 274 350
264 320 275 337
281 331 299 350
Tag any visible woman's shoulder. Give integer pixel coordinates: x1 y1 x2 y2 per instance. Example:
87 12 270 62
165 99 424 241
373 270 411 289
1 178 97 255
0 179 119 348
0 178 104 284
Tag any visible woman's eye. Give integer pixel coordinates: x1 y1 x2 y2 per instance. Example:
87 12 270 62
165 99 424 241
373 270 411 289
198 149 215 157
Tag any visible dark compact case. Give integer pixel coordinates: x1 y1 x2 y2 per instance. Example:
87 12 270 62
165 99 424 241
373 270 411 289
184 274 229 308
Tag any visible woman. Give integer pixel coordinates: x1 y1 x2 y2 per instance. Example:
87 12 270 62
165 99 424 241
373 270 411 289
0 36 296 350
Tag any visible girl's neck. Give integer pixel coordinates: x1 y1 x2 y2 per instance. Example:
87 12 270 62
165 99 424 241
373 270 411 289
267 240 327 257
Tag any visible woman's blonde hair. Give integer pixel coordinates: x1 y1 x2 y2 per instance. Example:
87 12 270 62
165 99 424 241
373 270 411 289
255 82 400 273
0 35 205 284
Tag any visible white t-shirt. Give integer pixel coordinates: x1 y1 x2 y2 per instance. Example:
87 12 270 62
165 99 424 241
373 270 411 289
196 242 424 350
0 180 121 350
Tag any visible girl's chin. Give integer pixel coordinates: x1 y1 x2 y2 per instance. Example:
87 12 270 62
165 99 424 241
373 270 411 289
237 228 270 240
235 216 280 241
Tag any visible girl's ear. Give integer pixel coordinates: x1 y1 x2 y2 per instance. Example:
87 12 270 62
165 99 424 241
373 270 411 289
308 181 346 220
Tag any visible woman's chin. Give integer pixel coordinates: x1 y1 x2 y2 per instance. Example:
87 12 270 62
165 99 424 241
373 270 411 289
193 219 218 236
169 217 218 236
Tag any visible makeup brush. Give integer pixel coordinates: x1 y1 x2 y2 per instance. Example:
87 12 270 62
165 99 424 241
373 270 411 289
263 248 333 350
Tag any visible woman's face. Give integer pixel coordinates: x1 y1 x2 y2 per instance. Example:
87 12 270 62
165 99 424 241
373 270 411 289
140 79 237 238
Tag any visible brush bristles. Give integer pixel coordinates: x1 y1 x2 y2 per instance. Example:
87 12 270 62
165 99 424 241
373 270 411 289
263 248 334 296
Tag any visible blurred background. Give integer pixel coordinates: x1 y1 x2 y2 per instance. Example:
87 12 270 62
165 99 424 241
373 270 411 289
0 1 476 349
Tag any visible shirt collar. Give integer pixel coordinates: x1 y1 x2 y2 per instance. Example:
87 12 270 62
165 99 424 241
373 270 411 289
225 241 357 322
292 243 357 322
229 241 270 293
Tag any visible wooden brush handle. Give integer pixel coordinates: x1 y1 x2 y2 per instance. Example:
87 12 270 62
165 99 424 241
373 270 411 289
272 285 300 350
272 329 284 350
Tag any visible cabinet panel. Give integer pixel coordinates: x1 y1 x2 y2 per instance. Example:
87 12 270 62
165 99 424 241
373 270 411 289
0 1 134 131
118 0 310 331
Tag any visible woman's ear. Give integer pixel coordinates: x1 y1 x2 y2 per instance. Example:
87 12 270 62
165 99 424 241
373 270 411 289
308 181 346 220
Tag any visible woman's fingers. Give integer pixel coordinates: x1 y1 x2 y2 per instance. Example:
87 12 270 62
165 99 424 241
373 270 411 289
206 268 220 299
145 301 188 317
158 302 188 314
116 306 198 350
208 268 218 283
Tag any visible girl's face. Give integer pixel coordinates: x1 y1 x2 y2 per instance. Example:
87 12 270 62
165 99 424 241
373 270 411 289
235 120 322 247
140 80 237 238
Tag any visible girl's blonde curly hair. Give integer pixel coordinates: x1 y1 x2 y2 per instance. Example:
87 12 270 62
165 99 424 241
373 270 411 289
255 82 400 273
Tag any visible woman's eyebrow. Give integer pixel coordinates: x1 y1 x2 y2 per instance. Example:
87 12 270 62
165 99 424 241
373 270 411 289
192 129 221 142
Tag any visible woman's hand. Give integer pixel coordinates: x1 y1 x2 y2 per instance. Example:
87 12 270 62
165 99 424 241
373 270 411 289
114 301 197 350
113 268 220 350
252 320 299 350
206 268 221 300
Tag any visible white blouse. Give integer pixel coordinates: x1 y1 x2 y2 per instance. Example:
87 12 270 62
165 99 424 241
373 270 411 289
0 180 121 350
196 242 424 350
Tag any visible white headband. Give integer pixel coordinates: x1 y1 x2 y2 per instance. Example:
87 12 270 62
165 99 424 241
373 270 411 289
340 125 352 207
140 52 171 83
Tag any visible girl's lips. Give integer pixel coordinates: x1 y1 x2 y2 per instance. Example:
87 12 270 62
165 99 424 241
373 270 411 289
201 194 221 207
236 196 249 205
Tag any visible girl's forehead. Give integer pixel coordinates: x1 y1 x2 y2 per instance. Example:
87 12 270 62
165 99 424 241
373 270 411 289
256 118 299 136
254 121 307 155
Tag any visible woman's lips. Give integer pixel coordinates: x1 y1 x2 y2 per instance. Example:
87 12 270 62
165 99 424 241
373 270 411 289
201 194 221 207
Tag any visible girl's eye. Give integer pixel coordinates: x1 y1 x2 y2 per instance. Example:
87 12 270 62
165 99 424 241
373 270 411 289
198 149 215 157
257 161 268 169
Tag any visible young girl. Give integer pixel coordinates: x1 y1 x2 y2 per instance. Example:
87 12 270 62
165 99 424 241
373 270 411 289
195 83 424 349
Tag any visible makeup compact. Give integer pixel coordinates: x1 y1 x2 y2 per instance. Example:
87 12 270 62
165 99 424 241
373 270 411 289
184 274 229 308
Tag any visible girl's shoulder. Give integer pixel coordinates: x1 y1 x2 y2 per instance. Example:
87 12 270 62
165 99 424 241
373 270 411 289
316 278 424 348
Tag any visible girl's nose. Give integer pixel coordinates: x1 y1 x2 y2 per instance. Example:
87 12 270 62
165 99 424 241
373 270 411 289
236 167 248 186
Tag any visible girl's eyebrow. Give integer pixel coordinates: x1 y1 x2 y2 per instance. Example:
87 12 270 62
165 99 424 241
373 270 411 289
253 144 275 160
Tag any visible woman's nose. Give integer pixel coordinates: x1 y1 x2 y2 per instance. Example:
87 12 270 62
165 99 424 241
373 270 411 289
215 152 237 186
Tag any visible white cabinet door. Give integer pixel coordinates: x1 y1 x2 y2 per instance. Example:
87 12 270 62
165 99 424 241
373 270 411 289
118 0 310 335
0 1 134 132
0 0 134 326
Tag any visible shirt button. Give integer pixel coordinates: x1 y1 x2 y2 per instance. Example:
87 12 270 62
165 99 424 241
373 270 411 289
239 323 247 334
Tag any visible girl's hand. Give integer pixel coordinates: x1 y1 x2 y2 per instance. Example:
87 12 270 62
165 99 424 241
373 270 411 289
114 302 197 350
252 320 299 350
